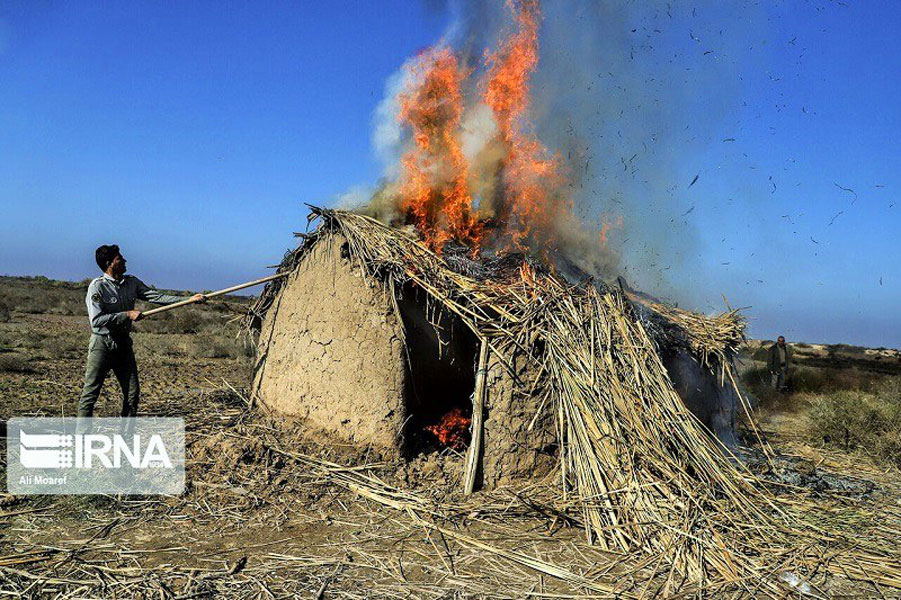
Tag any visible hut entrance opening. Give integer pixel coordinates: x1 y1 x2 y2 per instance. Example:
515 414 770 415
397 285 479 456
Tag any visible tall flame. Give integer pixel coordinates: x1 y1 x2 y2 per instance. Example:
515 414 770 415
392 0 572 257
481 0 567 251
397 48 481 252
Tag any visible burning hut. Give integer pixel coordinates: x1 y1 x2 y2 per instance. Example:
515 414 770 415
247 207 747 492
243 206 777 585
240 0 765 583
248 219 559 487
239 1 901 592
243 208 901 593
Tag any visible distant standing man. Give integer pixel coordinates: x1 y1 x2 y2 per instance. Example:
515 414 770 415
78 245 206 418
767 336 792 392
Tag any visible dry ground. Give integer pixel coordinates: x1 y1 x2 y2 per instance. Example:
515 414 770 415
1 276 900 598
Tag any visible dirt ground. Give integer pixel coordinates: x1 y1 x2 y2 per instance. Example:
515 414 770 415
1 277 900 598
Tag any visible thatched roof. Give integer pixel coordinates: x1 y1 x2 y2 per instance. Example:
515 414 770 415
245 207 901 594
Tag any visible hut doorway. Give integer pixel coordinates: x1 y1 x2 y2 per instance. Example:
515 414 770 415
397 285 480 456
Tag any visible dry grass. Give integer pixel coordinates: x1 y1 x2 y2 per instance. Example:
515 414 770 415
0 352 32 373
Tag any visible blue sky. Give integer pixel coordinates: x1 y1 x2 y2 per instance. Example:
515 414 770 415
0 2 898 348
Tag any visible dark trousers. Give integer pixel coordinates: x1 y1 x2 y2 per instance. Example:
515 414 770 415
77 334 140 418
772 365 789 392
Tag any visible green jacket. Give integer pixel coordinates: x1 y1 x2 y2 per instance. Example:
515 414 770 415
86 274 184 337
766 343 792 372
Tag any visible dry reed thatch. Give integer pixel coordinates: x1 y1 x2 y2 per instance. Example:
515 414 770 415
245 207 901 596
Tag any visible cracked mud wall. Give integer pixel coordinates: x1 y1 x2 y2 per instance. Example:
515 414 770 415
252 235 407 452
482 350 558 487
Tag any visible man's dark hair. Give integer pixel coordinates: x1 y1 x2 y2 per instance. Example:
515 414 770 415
95 244 120 272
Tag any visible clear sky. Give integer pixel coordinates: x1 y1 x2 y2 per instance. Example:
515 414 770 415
0 1 898 348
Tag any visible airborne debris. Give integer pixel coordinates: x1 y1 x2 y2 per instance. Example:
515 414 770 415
688 173 699 188
834 182 858 203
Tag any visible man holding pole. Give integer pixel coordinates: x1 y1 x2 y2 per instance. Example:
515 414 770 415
77 244 206 418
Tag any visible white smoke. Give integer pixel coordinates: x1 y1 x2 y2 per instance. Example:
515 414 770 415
371 58 417 180
335 185 376 210
460 103 498 164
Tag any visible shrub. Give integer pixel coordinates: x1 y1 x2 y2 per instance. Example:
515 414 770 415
750 346 770 362
0 300 10 323
807 378 901 466
791 365 875 395
741 365 779 405
139 308 224 335
3 286 83 315
832 343 867 354
173 310 204 334
16 329 51 350
187 335 240 359
745 362 876 395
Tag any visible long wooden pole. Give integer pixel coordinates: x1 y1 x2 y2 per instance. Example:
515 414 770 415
141 272 288 317
463 339 489 495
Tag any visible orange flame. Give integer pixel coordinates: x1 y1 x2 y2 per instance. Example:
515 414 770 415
392 0 573 258
519 260 536 284
483 0 539 140
425 407 471 450
398 48 481 253
481 0 568 251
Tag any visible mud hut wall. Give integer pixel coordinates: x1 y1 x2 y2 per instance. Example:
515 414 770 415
482 352 557 487
252 236 408 451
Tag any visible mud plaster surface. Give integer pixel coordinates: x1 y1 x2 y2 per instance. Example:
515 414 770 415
482 352 557 487
253 236 407 451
